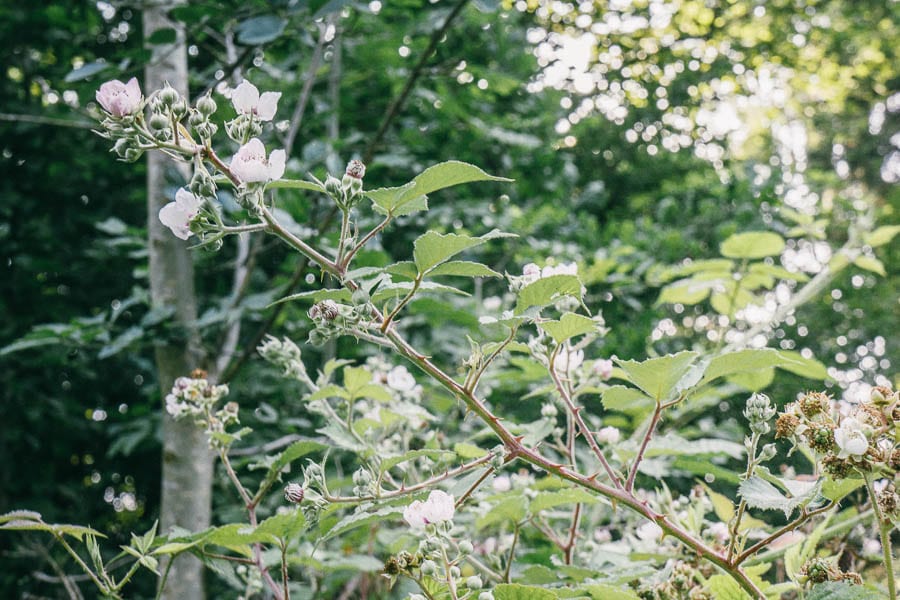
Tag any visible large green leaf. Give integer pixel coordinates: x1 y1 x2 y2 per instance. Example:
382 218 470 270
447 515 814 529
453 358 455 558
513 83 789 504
320 505 404 541
530 488 599 513
582 584 641 600
720 232 785 259
413 229 512 273
427 260 502 278
705 574 751 600
235 15 287 45
701 349 803 385
270 440 327 474
600 386 653 413
807 582 884 600
476 496 528 529
514 275 584 315
537 313 597 344
494 583 558 600
737 476 811 519
366 161 511 215
864 225 900 247
615 351 699 400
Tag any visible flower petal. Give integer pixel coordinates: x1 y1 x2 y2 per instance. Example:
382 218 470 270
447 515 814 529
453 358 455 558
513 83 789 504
232 80 260 114
268 149 286 181
256 91 282 121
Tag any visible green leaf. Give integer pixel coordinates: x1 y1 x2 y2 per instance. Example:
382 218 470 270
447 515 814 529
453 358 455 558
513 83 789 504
64 60 109 82
821 477 864 502
0 510 41 523
152 541 200 555
738 476 804 519
477 496 528 529
583 584 641 600
266 179 326 193
776 350 828 380
427 260 501 278
727 368 775 392
317 422 367 452
864 225 900 247
98 326 143 359
413 229 512 273
380 449 455 473
320 505 404 541
807 582 884 600
538 313 597 344
853 255 886 276
235 16 287 45
270 440 327 474
147 28 177 44
270 288 351 307
514 274 584 315
701 349 802 385
530 488 599 513
657 279 714 305
254 510 306 541
371 280 470 303
748 263 809 282
705 574 751 600
643 435 744 460
494 583 558 600
367 161 511 216
720 232 785 259
453 442 488 459
601 386 653 413
615 351 699 400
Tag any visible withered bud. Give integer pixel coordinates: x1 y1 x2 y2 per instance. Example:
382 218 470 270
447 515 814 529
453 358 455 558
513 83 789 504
191 368 208 379
308 300 340 322
345 159 366 179
799 391 831 418
775 412 801 439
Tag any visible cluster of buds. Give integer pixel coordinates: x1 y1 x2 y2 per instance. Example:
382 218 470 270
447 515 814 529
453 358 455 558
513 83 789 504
164 369 230 419
636 560 712 600
95 77 146 162
257 335 311 384
307 299 369 346
352 467 376 497
798 557 862 586
324 160 367 210
743 393 777 435
146 83 189 144
775 387 899 480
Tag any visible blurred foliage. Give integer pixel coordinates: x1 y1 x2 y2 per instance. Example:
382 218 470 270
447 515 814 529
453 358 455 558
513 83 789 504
0 0 896 597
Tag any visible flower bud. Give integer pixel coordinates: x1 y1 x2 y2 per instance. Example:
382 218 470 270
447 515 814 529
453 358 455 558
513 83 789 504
420 559 437 575
171 99 188 119
744 393 776 434
458 540 474 555
759 443 777 462
351 287 370 306
352 468 372 486
479 593 495 600
541 403 558 418
345 159 366 180
197 94 217 116
465 576 483 590
284 483 305 504
449 566 461 579
157 84 180 107
188 111 205 127
324 175 342 198
123 148 144 162
149 113 170 131
309 300 340 322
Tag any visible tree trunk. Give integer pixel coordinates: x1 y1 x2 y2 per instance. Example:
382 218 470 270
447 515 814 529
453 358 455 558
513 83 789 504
143 4 212 599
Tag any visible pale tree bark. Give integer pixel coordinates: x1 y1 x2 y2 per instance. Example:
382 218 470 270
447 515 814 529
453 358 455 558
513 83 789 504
143 3 212 599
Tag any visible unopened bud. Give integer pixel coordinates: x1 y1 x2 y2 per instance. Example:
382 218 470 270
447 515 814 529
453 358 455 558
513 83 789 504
188 111 205 127
351 287 370 306
449 566 461 579
465 576 483 589
149 113 170 131
458 540 474 555
541 403 558 418
352 468 372 486
324 175 342 198
157 84 180 107
345 159 366 179
309 300 340 322
196 94 217 116
284 483 305 504
759 443 777 462
420 559 437 575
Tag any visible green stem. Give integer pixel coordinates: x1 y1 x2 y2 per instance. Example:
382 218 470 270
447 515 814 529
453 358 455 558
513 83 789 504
53 534 111 596
865 475 896 600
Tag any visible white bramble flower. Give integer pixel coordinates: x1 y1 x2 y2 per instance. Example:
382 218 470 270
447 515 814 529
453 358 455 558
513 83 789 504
403 490 455 530
231 80 281 121
230 138 286 183
158 188 201 240
706 522 730 544
592 358 614 380
596 426 620 444
96 77 142 117
636 521 663 541
834 416 868 459
554 346 584 374
492 475 511 493
386 365 416 392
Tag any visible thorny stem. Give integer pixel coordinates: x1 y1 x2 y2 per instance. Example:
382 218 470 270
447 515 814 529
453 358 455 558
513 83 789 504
380 275 421 332
341 214 391 271
626 398 665 493
734 503 835 565
727 431 760 561
281 541 290 600
563 503 582 565
219 449 283 600
548 349 624 490
504 525 520 583
455 467 495 508
865 474 897 600
466 325 519 393
322 453 495 503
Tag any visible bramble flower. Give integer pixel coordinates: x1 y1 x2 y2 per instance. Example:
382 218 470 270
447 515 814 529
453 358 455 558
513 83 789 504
158 188 201 240
834 416 868 459
592 358 614 380
492 475 511 492
636 521 663 541
596 426 620 444
231 80 281 121
230 138 286 183
403 490 455 530
554 346 584 374
96 77 142 117
386 365 416 392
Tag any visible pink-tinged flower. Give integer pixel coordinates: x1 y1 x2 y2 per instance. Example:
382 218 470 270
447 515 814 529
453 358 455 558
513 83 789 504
834 416 868 459
96 77 142 117
158 188 201 240
596 426 620 444
231 80 281 121
403 490 455 530
230 138 286 183
592 358 614 380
